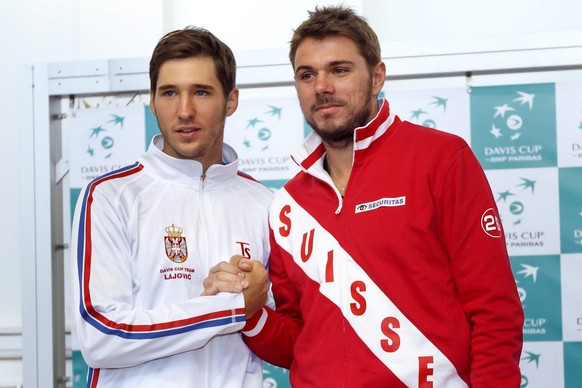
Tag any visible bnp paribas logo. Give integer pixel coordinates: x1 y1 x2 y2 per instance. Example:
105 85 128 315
84 114 126 159
470 83 557 169
242 105 282 152
511 255 562 341
496 177 544 249
559 168 582 253
515 262 551 338
485 91 540 163
515 263 539 310
520 350 541 387
407 95 448 128
490 92 534 141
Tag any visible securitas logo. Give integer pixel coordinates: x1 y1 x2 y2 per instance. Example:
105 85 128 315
355 196 406 214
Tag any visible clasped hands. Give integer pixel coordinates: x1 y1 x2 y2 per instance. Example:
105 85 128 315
202 255 268 319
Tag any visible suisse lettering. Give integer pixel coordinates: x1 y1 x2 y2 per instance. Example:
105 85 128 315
325 250 334 283
350 280 366 316
380 317 401 352
278 205 292 237
301 229 315 262
418 356 434 388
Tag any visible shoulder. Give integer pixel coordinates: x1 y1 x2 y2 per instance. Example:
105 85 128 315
87 162 144 190
400 120 467 146
81 162 150 209
235 171 274 201
387 120 470 159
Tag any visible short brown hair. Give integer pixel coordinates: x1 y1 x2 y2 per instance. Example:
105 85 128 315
289 6 381 73
149 26 236 97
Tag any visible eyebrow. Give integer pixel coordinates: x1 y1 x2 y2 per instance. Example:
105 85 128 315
157 83 215 91
294 60 356 76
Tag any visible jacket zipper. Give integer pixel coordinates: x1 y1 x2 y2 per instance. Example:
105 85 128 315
199 172 212 387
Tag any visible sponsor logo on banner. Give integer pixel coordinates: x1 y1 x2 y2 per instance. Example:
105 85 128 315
68 106 146 188
558 168 582 253
406 95 448 128
225 98 303 182
560 254 582 342
486 168 560 256
555 81 582 167
511 255 562 341
570 121 582 160
520 350 541 387
519 342 565 388
470 83 557 169
496 176 542 247
383 87 471 142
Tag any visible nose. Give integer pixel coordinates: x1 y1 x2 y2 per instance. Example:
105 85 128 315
178 95 195 119
314 73 333 96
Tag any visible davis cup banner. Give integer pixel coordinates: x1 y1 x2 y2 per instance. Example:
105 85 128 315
387 81 582 387
469 82 582 388
67 81 582 387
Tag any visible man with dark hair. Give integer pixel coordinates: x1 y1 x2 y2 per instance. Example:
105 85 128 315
206 6 524 387
71 26 271 387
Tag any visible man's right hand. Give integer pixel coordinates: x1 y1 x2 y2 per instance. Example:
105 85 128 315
201 258 248 296
202 255 268 319
235 256 269 319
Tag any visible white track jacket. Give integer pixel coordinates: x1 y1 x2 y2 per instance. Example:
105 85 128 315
71 135 273 387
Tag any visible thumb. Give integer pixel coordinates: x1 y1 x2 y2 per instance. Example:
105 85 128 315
230 254 245 266
230 254 252 272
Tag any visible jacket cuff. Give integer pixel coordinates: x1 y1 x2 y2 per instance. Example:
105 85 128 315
242 307 268 336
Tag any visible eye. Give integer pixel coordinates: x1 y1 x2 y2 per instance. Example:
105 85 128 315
332 67 349 75
194 90 209 97
298 72 315 81
161 90 176 97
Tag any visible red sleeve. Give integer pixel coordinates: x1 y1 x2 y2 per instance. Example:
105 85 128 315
242 229 303 369
436 145 524 387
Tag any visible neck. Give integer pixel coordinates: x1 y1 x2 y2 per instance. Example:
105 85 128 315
324 146 353 195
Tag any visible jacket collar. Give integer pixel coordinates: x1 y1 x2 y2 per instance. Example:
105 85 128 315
291 98 395 175
139 134 239 190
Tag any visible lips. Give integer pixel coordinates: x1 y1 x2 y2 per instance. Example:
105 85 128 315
316 103 337 110
176 126 200 134
314 103 342 113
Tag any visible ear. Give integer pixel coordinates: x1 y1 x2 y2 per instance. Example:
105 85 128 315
149 90 157 117
371 61 386 96
225 87 239 117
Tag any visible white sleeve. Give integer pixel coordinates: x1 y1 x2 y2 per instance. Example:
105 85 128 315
70 185 246 369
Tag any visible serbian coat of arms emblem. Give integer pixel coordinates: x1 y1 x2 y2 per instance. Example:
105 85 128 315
164 224 188 263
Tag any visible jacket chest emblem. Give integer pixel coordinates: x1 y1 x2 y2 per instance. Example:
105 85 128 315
164 224 188 263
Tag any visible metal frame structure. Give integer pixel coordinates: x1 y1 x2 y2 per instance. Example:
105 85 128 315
19 34 582 387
